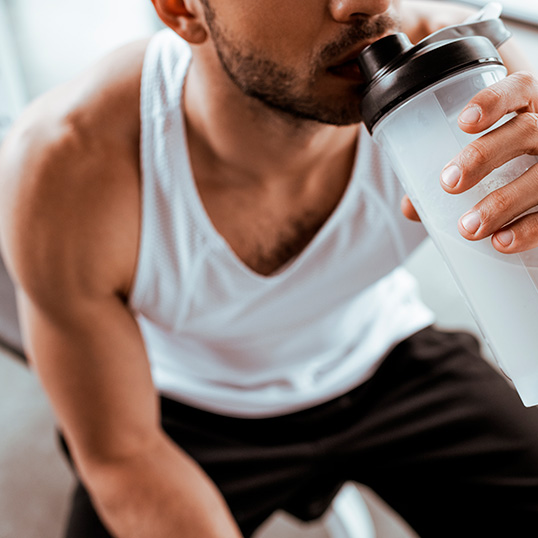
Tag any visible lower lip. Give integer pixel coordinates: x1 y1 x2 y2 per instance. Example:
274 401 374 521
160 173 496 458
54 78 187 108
328 61 364 82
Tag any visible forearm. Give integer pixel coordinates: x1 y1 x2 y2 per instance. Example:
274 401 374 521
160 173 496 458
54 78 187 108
76 433 243 538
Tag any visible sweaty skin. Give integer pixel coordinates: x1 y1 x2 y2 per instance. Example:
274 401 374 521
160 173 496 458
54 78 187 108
0 1 537 537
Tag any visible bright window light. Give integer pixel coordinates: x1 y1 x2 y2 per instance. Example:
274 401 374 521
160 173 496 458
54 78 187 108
460 0 538 25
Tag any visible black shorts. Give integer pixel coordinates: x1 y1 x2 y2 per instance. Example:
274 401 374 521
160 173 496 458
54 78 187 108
62 326 538 537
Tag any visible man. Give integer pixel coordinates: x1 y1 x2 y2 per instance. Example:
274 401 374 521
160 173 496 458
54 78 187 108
1 1 538 537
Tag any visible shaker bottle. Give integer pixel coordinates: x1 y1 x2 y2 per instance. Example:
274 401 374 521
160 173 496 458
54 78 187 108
357 10 538 406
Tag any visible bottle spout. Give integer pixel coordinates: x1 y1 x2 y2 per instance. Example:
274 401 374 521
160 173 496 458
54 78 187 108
417 17 512 51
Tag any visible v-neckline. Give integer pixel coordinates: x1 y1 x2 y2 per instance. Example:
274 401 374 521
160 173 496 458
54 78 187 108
174 66 363 282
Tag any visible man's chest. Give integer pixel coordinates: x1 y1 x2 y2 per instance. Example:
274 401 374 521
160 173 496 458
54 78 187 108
198 179 348 276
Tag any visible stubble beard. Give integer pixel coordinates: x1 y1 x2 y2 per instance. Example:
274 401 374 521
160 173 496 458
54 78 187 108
199 0 400 126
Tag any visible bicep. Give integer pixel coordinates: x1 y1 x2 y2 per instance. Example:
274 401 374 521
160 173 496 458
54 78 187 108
0 109 155 475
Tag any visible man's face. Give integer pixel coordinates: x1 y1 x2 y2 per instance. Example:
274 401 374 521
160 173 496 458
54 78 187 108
199 0 401 125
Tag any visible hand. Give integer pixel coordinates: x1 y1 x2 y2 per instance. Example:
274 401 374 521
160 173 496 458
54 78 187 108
439 71 538 253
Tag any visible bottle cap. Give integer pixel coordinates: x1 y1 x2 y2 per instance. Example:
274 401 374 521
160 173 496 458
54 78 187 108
358 18 511 133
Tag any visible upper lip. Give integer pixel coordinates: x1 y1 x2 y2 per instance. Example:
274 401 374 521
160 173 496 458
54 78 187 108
328 37 386 69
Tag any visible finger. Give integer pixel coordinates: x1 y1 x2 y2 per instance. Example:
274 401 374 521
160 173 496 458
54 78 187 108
491 212 538 254
457 71 538 135
457 163 538 242
400 195 421 222
440 112 538 193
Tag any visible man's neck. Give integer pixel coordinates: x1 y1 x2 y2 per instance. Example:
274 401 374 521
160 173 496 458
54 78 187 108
183 58 360 189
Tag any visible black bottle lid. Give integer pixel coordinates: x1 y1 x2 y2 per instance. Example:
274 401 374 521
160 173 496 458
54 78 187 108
358 18 511 133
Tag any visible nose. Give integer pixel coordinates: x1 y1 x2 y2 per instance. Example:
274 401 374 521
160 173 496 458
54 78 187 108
329 0 393 22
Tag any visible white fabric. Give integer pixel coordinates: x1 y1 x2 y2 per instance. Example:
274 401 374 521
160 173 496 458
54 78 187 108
130 30 434 418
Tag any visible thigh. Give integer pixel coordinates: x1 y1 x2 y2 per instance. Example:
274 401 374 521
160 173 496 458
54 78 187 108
159 397 344 536
339 327 538 538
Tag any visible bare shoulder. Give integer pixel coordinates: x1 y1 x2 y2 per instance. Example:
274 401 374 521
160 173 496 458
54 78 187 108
401 0 477 42
0 39 150 315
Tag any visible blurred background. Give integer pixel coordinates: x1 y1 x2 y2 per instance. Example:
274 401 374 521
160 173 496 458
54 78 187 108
0 1 537 537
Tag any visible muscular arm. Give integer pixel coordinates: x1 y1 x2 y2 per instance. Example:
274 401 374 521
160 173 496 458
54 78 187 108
0 43 241 538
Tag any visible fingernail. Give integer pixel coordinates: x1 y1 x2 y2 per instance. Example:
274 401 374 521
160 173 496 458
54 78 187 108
461 211 481 234
495 229 514 247
441 165 461 188
459 105 482 124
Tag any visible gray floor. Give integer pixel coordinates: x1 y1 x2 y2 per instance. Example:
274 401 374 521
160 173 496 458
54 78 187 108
0 349 74 538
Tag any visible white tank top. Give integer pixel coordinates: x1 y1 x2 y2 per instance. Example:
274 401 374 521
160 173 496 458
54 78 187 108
130 30 434 418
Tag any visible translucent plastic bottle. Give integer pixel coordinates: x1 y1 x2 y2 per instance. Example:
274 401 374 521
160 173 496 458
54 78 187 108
358 18 538 405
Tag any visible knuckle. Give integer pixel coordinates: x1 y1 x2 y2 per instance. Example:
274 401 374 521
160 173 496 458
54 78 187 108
464 139 491 167
516 112 538 141
477 85 504 107
512 70 537 89
484 188 516 222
